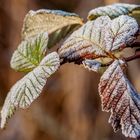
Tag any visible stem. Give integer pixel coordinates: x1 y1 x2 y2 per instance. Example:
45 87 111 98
128 42 140 48
120 27 140 49
60 57 84 65
60 41 140 66
125 51 140 62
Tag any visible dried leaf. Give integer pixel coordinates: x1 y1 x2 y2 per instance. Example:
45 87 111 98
10 32 49 72
58 15 138 66
98 60 140 138
22 9 83 48
88 3 140 20
1 52 60 129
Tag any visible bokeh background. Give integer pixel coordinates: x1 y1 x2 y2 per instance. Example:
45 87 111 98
0 0 140 140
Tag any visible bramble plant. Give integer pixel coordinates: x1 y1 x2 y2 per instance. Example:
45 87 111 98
1 3 140 139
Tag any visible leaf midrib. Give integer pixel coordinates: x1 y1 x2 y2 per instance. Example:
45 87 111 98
17 49 38 67
75 36 116 59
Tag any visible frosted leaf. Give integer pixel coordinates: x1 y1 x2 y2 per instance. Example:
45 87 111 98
22 9 83 48
98 60 140 138
58 15 138 66
0 93 16 129
10 32 49 72
88 3 140 20
82 59 101 72
58 16 111 63
104 15 139 51
1 52 60 129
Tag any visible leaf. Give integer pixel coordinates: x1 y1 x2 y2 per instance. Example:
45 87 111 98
10 32 49 72
98 60 140 138
11 33 49 71
58 16 111 63
58 15 138 66
1 52 60 129
22 9 83 48
0 93 16 129
88 3 140 20
82 59 101 72
104 15 139 52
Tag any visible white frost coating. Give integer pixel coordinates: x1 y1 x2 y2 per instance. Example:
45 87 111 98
0 92 16 129
1 52 60 129
104 15 139 51
10 32 49 72
59 15 138 66
82 59 101 72
59 16 111 61
88 3 140 19
26 9 78 17
99 60 140 139
21 9 83 41
28 10 36 16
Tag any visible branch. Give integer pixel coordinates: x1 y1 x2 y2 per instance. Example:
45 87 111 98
120 27 140 49
128 42 140 48
125 49 140 62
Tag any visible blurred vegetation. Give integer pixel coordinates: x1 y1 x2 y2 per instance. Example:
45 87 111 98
0 0 139 140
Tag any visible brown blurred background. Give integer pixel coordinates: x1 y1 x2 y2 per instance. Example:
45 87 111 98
0 0 140 140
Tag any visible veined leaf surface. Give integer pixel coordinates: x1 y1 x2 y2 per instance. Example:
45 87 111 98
58 15 138 65
99 60 140 138
88 3 140 20
1 52 60 129
10 32 48 72
22 9 83 48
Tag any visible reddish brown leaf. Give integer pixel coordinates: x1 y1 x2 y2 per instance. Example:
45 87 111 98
98 60 140 138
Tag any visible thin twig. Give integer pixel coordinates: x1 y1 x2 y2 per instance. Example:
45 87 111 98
125 55 140 62
128 42 140 48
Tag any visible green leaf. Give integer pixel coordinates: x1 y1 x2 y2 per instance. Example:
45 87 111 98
88 3 140 20
10 32 49 72
22 9 83 48
58 15 138 65
1 52 60 129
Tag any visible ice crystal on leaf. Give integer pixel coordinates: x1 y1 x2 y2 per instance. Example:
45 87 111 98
1 4 140 139
1 52 60 128
88 3 140 20
58 15 139 69
99 60 140 138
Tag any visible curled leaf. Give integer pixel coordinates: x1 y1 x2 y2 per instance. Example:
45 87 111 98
58 15 138 66
10 32 49 72
88 3 140 20
22 9 83 48
1 52 60 129
99 60 140 138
